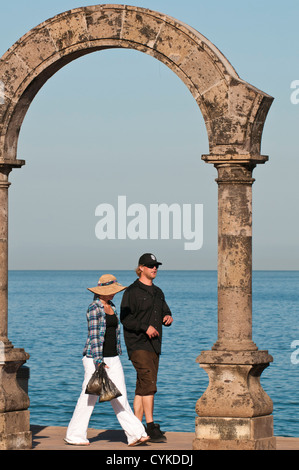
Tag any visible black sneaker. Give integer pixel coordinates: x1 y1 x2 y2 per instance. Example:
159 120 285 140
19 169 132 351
146 422 167 442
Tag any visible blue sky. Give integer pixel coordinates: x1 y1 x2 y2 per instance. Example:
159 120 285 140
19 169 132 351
0 0 298 270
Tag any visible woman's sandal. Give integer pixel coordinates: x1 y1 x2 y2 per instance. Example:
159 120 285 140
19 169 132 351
128 436 150 447
64 438 90 446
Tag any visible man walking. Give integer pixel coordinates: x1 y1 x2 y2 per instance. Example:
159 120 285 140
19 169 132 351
120 253 173 442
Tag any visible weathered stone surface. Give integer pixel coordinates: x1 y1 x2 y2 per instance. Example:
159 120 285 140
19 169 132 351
194 409 276 450
0 410 32 450
85 6 123 40
195 362 273 418
195 415 274 440
47 11 89 51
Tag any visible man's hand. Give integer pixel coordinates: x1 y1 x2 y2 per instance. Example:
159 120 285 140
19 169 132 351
163 315 173 326
146 325 159 339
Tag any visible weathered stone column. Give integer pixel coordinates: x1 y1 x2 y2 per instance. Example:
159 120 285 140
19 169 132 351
194 156 276 450
0 161 31 450
214 163 257 352
0 165 13 350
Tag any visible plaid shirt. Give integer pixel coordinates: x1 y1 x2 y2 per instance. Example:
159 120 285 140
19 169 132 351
83 298 122 367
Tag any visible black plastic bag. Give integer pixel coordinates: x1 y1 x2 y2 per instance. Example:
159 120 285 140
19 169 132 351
85 363 122 402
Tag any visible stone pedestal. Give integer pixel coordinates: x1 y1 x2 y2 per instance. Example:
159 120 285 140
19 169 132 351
0 410 31 450
0 347 31 450
194 350 275 450
194 416 276 450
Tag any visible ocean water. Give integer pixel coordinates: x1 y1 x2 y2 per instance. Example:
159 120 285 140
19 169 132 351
7 270 299 437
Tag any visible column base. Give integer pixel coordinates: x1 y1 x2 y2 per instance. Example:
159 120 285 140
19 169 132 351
195 351 274 417
0 410 32 450
193 416 276 450
193 436 276 450
0 346 31 449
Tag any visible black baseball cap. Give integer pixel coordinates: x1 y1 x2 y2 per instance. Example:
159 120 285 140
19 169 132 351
138 253 162 267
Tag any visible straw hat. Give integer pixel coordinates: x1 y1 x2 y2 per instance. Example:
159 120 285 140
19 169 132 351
87 274 127 296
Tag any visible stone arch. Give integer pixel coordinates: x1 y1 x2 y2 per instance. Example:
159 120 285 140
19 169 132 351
0 4 275 450
0 4 272 164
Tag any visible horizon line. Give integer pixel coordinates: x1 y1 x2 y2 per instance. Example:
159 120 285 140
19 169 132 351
7 268 299 272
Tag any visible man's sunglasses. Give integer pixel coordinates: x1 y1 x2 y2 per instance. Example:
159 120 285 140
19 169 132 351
143 264 159 269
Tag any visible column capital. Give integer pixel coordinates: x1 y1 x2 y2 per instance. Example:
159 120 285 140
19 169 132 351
0 159 25 171
202 153 268 165
0 159 25 186
215 163 255 185
196 349 273 365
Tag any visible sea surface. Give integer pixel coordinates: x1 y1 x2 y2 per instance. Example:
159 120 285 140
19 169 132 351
7 270 299 437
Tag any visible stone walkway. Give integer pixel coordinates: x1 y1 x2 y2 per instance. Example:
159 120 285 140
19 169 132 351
30 425 299 450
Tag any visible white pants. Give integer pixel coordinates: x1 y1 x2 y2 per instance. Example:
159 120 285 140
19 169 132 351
65 356 147 445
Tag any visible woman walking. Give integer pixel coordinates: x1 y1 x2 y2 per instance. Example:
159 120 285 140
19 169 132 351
65 274 149 447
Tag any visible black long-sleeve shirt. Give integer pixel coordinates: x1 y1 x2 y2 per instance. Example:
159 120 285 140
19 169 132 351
120 279 172 357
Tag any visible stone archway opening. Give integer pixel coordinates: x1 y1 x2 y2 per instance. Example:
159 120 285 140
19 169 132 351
0 4 274 450
12 45 211 271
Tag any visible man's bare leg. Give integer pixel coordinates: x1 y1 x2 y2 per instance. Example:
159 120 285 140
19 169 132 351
143 395 154 424
134 394 165 442
134 395 154 423
133 395 144 421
